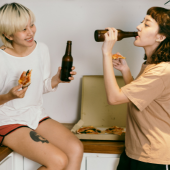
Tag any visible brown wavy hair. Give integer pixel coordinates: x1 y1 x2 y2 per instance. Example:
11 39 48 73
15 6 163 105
144 7 170 64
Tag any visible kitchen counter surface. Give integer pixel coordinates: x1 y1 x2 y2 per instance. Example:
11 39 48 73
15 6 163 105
0 146 12 162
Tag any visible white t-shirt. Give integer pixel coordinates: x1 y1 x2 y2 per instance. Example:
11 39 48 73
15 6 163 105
0 42 57 129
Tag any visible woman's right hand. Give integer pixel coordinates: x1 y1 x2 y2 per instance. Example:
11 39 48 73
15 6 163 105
112 53 129 73
102 27 118 56
7 84 28 100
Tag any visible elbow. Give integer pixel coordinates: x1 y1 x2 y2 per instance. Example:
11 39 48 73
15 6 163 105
106 89 127 105
107 96 119 105
107 100 115 105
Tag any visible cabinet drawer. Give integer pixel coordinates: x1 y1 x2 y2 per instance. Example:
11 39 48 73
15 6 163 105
87 156 119 170
0 153 13 170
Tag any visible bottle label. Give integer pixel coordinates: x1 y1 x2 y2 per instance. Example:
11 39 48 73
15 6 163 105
60 61 73 81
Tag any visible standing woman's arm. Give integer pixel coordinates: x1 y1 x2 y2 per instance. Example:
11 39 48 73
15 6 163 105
102 28 130 105
121 65 134 85
112 57 134 85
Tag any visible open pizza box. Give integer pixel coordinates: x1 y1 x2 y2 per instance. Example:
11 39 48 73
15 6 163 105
71 75 127 141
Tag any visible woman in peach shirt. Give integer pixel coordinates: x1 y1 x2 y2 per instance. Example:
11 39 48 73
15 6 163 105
102 7 170 170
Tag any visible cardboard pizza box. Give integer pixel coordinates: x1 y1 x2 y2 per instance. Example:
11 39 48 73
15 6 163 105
71 75 127 140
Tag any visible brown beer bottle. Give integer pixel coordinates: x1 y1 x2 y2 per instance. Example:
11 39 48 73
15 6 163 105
60 41 73 82
94 29 138 42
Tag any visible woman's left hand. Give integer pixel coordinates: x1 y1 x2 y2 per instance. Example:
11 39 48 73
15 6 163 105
68 66 77 81
102 27 118 56
51 66 77 88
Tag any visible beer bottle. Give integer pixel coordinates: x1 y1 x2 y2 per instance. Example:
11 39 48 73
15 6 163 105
60 41 73 82
94 29 138 42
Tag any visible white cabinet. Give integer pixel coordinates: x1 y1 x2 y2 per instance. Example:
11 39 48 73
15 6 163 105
13 152 24 170
83 153 120 170
0 153 13 170
87 157 119 170
23 157 41 170
23 153 120 170
0 152 24 170
0 152 120 170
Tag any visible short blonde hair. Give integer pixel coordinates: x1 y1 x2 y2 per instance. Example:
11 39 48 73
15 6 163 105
0 3 35 48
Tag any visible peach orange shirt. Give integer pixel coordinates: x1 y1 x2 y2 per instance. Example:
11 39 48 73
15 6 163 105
121 62 170 164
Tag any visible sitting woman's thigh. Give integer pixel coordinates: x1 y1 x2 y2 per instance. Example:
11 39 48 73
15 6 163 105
2 127 68 167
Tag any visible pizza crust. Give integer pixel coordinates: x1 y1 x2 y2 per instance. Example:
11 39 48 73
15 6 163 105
112 53 126 60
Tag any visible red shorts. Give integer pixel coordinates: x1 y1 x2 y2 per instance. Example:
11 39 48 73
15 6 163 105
0 116 50 146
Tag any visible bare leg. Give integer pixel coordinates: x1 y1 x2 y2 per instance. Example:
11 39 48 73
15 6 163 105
35 119 84 170
2 127 69 170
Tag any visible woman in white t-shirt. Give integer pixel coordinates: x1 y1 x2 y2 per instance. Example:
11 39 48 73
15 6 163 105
0 3 83 170
102 6 170 170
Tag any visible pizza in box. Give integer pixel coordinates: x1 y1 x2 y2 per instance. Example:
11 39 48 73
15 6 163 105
104 126 125 135
77 126 101 134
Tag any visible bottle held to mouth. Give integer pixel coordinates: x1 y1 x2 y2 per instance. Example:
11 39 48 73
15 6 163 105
60 41 73 82
94 29 138 42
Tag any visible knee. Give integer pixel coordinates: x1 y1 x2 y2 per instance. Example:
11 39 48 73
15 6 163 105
50 152 69 170
57 153 69 170
76 139 84 156
69 138 84 157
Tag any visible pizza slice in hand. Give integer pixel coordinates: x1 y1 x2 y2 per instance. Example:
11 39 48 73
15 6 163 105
18 70 32 88
112 53 126 60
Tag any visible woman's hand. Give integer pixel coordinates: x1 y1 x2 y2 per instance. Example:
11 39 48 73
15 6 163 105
102 27 118 56
0 85 28 105
7 85 28 100
112 53 129 73
112 53 133 84
51 66 77 88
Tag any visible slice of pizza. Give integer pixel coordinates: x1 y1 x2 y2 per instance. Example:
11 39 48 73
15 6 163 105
112 53 126 60
77 126 101 134
85 129 101 134
105 126 125 136
18 69 32 88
